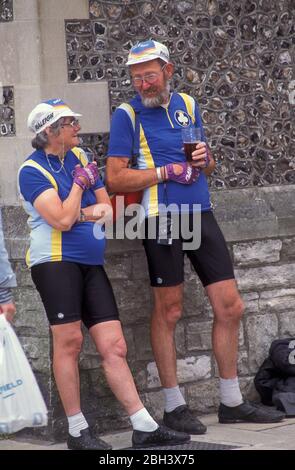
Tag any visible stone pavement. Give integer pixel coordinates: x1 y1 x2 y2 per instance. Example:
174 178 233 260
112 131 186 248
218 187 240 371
1 413 295 451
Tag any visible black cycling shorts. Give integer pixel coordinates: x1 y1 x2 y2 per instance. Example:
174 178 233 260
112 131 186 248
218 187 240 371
31 261 119 329
142 211 235 288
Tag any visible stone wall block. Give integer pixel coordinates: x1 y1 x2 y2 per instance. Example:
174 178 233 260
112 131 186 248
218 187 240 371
236 264 295 292
14 308 48 338
183 280 206 318
19 336 51 373
131 252 150 280
233 240 282 266
259 296 295 314
141 390 165 422
14 261 33 287
281 238 295 261
133 324 154 360
147 355 211 389
8 238 29 260
278 312 295 337
186 320 213 351
237 350 250 377
187 379 219 414
246 314 279 373
242 291 260 315
104 254 132 280
111 280 152 324
260 288 295 299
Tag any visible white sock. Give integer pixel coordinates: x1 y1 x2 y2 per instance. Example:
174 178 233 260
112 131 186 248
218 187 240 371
163 386 186 412
130 408 158 432
67 412 89 437
219 377 243 407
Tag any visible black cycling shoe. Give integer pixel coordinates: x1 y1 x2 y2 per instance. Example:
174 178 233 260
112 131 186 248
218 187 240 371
132 424 190 448
67 428 112 450
218 401 286 424
163 405 207 435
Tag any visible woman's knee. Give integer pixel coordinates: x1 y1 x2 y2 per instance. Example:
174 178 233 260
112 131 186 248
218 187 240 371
53 330 83 357
101 335 128 362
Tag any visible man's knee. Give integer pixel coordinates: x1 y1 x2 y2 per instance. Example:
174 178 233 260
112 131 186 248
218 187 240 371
215 294 244 323
221 296 244 323
156 300 183 326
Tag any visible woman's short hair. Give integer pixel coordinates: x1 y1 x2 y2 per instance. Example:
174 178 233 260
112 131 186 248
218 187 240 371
31 118 64 150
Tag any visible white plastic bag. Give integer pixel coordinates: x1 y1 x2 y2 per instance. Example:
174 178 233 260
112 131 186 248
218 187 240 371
0 315 48 434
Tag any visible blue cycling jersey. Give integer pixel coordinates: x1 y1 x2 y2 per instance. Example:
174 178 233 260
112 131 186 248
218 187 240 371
107 92 212 217
18 147 105 268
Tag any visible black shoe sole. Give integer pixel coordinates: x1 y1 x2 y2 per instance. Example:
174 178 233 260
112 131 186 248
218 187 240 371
219 416 284 424
188 429 207 435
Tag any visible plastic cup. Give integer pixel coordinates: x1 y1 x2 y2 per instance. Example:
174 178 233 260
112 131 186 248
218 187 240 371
181 127 202 162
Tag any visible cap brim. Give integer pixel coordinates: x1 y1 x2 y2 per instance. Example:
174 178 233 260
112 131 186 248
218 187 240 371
126 54 169 66
58 110 82 118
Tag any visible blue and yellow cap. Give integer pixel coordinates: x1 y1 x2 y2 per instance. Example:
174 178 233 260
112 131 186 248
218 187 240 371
126 40 170 66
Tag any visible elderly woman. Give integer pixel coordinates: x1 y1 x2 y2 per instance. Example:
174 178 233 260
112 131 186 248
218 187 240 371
18 98 189 450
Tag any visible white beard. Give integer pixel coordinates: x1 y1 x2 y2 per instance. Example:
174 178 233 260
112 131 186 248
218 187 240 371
141 81 171 108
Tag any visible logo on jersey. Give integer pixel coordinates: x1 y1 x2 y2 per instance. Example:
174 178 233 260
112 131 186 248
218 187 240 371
174 110 190 127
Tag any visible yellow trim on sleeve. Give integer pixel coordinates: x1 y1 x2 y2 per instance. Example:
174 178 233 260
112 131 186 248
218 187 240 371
118 103 136 130
19 160 58 190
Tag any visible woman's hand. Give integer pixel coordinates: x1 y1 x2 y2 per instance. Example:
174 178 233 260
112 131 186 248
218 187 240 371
73 162 100 190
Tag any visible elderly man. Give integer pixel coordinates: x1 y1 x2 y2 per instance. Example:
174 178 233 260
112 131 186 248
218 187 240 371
106 39 285 434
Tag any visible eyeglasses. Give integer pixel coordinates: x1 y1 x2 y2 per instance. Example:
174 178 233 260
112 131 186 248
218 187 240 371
131 64 166 87
61 118 80 128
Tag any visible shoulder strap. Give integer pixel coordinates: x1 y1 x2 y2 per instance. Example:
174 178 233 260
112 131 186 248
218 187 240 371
178 92 196 125
19 159 58 191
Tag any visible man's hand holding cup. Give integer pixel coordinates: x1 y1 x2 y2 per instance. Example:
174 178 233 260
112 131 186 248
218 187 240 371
181 127 208 169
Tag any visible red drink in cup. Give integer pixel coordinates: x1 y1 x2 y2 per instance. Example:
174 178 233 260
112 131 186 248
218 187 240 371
181 127 202 162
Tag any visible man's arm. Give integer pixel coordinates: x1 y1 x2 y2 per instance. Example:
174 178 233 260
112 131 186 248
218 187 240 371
106 157 159 193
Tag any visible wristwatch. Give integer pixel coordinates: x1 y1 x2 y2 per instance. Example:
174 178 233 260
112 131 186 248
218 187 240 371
79 210 86 222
